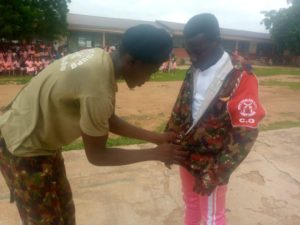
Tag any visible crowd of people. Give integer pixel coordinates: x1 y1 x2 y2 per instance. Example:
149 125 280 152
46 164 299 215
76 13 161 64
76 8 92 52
159 54 177 73
0 41 66 76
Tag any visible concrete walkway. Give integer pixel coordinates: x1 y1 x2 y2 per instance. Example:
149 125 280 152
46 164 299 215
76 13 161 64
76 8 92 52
1 128 300 225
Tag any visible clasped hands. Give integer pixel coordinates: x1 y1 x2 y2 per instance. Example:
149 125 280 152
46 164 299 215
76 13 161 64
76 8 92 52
155 131 188 168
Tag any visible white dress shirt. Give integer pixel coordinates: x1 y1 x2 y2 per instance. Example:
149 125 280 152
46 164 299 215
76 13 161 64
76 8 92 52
192 52 233 121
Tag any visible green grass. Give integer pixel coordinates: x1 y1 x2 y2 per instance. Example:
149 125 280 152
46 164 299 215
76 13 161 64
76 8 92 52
63 119 300 151
260 80 300 90
260 120 300 131
0 75 32 85
62 136 147 151
150 67 300 80
0 70 187 85
62 122 167 151
253 67 300 77
1 67 300 85
2 67 300 150
149 70 186 81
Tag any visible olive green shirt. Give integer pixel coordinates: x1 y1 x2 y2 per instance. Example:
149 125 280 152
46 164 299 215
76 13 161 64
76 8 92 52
0 48 116 156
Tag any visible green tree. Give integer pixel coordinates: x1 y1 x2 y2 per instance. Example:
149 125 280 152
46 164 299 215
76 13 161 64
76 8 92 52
261 0 300 55
0 0 71 41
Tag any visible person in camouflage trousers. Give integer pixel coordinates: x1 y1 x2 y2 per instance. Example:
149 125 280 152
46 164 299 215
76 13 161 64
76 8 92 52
0 25 188 225
0 137 75 224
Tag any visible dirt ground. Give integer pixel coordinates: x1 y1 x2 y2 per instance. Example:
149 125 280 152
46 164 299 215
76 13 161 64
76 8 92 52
0 74 300 225
117 75 300 130
1 74 299 131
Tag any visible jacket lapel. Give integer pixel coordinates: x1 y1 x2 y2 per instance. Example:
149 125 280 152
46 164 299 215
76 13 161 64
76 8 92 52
186 55 234 134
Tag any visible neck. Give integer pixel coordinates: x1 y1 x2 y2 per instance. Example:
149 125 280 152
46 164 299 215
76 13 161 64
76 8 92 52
199 47 224 71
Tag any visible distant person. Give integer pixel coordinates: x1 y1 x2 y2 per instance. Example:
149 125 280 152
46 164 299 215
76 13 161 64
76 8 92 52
0 24 188 225
160 61 169 72
165 13 266 225
170 54 177 74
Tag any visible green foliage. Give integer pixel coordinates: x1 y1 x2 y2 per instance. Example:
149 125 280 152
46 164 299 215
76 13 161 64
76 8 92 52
0 0 70 40
261 1 300 55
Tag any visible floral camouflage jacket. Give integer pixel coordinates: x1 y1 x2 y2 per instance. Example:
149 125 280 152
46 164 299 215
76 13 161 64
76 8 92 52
165 61 259 195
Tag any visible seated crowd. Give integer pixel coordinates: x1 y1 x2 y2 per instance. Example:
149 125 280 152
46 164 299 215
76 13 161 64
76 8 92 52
0 41 66 76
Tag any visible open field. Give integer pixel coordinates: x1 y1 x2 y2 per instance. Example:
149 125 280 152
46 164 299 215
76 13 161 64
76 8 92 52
0 67 300 225
1 66 300 149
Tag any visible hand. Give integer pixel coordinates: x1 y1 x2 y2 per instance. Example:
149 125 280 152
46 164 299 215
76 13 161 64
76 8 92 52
155 143 188 166
156 131 178 144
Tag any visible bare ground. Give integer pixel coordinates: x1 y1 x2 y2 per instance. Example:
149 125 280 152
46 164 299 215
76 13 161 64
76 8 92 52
0 75 300 225
1 75 300 129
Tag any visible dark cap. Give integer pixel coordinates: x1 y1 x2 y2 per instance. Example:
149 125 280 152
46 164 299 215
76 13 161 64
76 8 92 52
184 13 220 40
120 24 173 64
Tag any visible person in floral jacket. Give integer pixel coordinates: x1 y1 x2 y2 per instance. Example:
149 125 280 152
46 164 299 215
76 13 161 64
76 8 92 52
165 13 265 225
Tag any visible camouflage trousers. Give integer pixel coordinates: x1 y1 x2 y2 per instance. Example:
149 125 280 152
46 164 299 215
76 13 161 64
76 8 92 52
0 138 75 225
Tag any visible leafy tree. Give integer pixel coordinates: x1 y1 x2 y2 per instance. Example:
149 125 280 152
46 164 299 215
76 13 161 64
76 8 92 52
261 0 300 55
0 0 71 41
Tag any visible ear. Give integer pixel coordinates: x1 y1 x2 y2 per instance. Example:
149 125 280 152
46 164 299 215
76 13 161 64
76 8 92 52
123 53 136 67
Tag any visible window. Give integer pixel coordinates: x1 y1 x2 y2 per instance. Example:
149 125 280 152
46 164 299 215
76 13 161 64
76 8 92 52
78 37 93 49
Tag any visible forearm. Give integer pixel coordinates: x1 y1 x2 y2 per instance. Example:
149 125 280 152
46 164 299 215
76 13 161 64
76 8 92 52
109 114 163 144
86 147 159 166
81 130 187 167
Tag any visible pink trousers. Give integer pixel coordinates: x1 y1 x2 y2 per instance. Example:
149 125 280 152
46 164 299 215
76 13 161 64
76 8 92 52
180 167 227 225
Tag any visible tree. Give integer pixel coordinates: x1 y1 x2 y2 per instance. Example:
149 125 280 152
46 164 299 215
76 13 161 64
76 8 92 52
261 0 300 55
0 0 71 41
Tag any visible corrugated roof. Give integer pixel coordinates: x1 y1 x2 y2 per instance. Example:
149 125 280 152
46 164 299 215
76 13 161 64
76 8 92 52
220 28 270 41
156 20 184 32
67 13 158 33
156 20 270 41
67 14 271 42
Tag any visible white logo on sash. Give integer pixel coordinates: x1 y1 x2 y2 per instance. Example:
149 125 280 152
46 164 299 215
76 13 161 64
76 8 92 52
238 98 257 117
60 49 95 71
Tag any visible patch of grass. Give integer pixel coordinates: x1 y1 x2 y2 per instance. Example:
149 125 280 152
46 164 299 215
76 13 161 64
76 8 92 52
63 139 84 151
254 67 300 77
64 119 300 151
63 121 169 151
0 76 32 85
106 137 146 146
2 67 300 84
155 121 167 133
62 137 147 151
260 120 300 131
260 80 300 90
150 70 186 81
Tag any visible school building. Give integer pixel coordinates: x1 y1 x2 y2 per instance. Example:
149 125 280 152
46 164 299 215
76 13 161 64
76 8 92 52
67 13 273 63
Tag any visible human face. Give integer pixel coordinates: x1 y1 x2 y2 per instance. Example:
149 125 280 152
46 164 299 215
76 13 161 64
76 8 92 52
185 33 217 69
123 60 160 88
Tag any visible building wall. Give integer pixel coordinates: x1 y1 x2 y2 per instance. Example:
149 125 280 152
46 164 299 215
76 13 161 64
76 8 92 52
67 30 272 62
68 31 122 53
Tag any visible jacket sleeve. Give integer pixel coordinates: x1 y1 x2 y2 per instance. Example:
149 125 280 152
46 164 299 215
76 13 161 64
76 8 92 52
189 127 258 195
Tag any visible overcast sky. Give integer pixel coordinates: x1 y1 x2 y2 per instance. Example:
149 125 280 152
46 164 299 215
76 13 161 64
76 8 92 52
69 0 289 33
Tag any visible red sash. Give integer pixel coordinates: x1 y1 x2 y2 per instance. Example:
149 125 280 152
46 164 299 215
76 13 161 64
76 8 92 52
227 71 266 128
